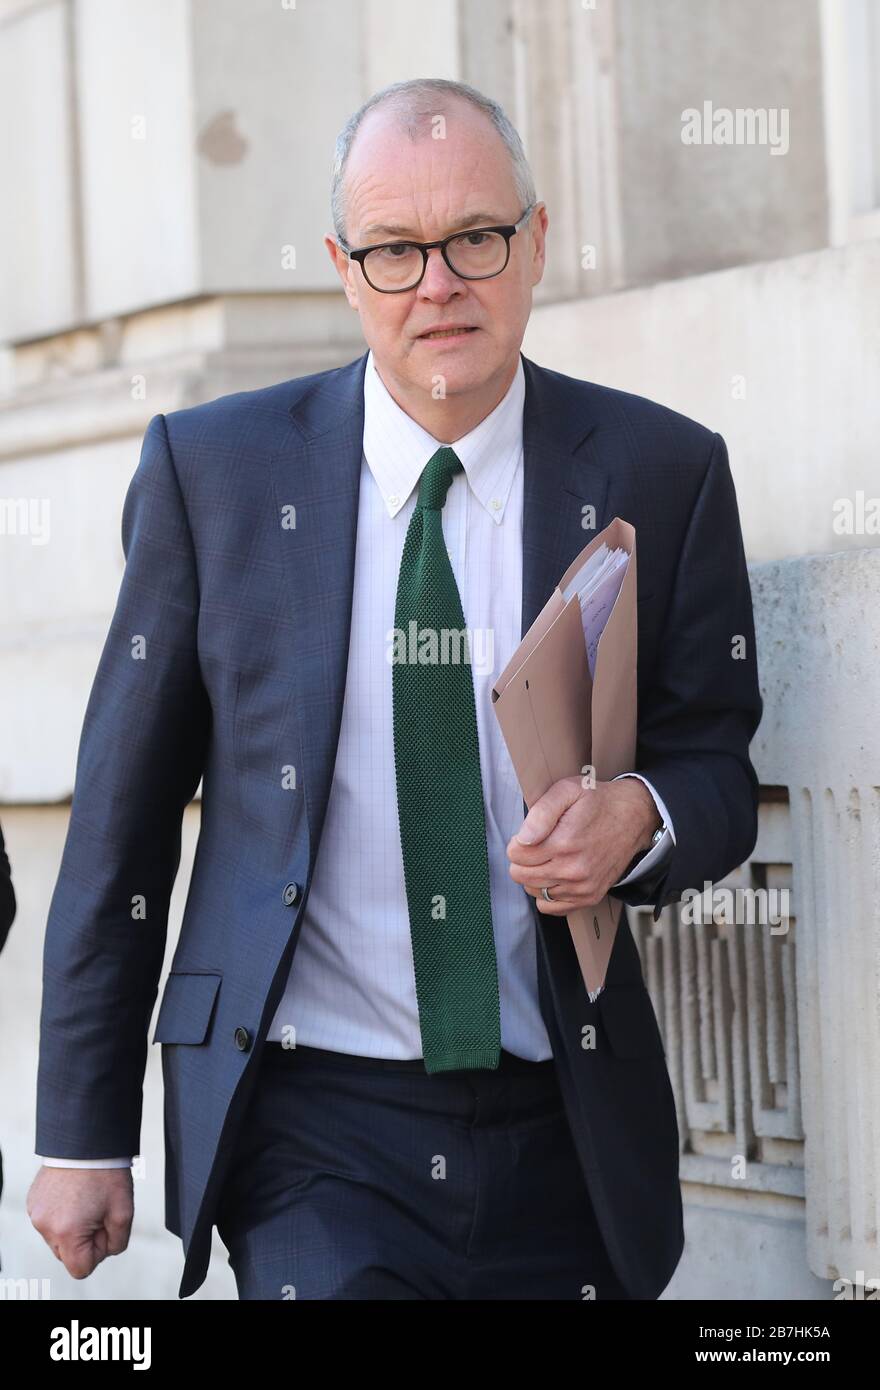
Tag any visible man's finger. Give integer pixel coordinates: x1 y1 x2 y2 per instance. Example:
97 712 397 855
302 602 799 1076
57 1234 102 1280
509 858 579 888
535 893 578 915
512 778 582 847
105 1212 132 1257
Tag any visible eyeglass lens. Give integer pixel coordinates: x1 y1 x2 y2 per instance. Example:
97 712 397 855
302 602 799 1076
363 230 508 290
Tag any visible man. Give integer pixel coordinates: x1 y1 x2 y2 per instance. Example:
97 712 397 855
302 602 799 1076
28 78 761 1299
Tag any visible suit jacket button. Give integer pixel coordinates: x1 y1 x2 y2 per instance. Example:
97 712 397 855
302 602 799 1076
234 1027 251 1052
282 881 301 906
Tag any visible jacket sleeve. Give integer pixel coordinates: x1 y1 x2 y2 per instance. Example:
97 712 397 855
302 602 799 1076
0 821 15 956
608 431 763 923
35 415 210 1159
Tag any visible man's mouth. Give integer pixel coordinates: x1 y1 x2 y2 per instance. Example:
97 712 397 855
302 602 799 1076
418 327 479 340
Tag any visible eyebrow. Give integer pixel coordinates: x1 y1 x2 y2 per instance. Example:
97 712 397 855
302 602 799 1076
357 212 506 241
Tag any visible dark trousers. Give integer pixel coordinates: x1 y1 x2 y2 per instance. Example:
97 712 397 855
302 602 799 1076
215 1041 631 1300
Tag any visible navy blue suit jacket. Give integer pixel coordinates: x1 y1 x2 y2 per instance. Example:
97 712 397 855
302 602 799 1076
36 350 762 1298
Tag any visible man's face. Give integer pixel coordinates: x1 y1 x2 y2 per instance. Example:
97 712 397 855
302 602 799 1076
325 101 548 402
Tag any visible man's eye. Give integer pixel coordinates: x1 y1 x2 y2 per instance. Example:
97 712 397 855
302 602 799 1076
463 232 489 246
378 243 415 259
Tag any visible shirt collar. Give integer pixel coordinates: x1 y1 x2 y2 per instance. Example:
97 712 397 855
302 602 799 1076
362 348 524 524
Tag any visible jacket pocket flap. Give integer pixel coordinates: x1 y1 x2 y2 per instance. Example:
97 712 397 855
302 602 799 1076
152 972 222 1045
597 983 665 1059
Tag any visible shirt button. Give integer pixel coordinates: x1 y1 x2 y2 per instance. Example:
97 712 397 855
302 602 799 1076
388 493 399 507
490 498 501 510
233 1027 251 1052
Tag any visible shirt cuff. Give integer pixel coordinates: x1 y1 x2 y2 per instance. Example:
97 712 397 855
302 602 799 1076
611 773 676 886
38 1156 133 1168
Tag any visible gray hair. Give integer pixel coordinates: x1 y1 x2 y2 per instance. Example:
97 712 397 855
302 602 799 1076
330 78 537 245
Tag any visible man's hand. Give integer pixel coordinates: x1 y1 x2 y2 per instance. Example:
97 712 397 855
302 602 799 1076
506 776 661 914
27 1166 133 1280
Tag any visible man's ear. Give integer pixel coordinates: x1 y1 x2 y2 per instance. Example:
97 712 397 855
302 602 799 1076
324 234 360 310
529 204 549 287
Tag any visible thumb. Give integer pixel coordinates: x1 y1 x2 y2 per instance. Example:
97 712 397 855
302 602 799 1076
516 778 581 845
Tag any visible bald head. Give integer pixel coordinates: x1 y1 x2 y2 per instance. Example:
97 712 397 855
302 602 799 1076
330 78 535 246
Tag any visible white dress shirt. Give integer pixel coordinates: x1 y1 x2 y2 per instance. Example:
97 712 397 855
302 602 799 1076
40 349 674 1168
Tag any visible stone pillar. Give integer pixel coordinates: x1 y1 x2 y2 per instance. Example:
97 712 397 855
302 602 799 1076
750 548 880 1288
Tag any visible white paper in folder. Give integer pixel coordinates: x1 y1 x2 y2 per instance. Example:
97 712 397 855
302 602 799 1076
561 542 630 677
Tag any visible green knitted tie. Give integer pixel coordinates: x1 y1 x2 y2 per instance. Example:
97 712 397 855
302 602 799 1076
392 446 501 1074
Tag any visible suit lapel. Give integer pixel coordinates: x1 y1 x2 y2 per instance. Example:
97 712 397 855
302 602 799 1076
269 348 611 871
267 352 369 861
520 352 609 638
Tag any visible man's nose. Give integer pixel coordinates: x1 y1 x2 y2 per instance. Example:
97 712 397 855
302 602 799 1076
417 245 464 298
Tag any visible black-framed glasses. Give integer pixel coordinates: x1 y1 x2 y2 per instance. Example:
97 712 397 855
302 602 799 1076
339 204 536 293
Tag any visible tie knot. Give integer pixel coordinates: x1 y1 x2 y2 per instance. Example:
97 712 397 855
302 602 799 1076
417 446 463 511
